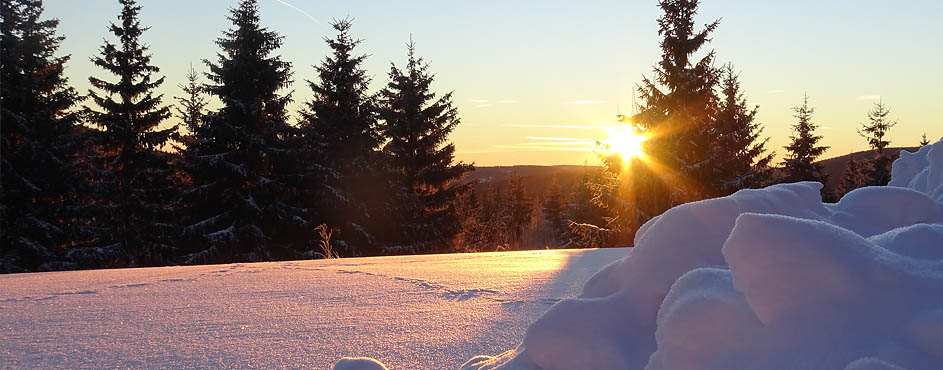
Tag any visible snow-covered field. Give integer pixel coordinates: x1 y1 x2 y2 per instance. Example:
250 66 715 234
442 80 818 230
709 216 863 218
0 248 622 369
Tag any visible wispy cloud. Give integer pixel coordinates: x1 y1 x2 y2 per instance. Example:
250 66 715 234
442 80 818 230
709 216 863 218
512 141 597 146
272 0 322 25
457 137 600 154
486 136 600 152
857 94 882 101
471 99 516 105
492 145 595 152
458 148 559 155
510 124 618 129
767 89 785 94
525 136 592 141
455 149 506 155
567 100 607 105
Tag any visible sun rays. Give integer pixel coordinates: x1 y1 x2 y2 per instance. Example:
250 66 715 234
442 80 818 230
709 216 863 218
602 125 648 162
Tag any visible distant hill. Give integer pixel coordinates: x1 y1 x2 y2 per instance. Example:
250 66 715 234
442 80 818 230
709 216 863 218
465 164 598 196
818 147 918 190
466 146 923 198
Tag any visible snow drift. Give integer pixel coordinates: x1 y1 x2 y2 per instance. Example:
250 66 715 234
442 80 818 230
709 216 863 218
454 140 943 370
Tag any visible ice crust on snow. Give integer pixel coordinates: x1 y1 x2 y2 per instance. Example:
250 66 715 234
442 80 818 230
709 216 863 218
459 139 943 370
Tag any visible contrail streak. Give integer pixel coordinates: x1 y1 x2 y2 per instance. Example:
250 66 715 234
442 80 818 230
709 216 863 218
272 0 322 26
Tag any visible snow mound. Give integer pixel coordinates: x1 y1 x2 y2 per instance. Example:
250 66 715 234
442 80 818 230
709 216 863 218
333 357 391 370
460 139 943 370
891 140 943 203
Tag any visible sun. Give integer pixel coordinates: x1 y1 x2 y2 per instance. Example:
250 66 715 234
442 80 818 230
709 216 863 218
604 126 647 161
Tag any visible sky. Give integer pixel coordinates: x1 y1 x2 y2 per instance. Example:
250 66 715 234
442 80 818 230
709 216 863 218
43 0 943 166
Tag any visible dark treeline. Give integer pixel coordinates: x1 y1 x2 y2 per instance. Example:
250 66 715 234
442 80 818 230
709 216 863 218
1 0 930 272
452 169 607 253
1 0 476 272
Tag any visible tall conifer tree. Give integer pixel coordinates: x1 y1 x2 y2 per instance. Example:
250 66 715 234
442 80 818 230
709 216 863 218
631 0 721 222
82 0 178 267
1 0 90 272
857 100 897 186
566 169 606 236
300 19 387 255
378 41 474 253
478 184 510 249
582 156 635 246
780 94 829 185
586 0 720 245
183 0 307 263
710 65 773 195
170 65 209 241
452 184 487 252
173 64 208 150
507 175 533 248
541 180 567 245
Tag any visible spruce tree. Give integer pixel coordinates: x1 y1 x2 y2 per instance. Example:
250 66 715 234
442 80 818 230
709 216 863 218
479 183 513 250
173 64 208 150
780 93 829 185
857 100 898 186
81 0 179 267
507 175 533 248
836 157 872 198
631 0 721 222
452 183 488 253
583 156 635 246
711 64 773 195
300 19 387 255
377 41 474 253
541 180 567 245
566 169 606 233
919 133 930 146
566 168 611 248
183 0 308 263
1 0 90 272
170 64 209 240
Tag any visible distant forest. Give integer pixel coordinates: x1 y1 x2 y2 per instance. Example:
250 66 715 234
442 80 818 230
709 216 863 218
1 0 930 273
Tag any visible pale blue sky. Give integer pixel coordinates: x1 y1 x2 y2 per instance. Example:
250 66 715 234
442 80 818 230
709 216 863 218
44 0 943 165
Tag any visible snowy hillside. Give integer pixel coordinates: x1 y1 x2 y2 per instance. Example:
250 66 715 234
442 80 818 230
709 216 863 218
459 140 943 370
0 248 622 369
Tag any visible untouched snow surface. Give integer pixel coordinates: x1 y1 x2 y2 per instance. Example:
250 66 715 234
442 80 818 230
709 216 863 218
0 248 623 369
458 141 943 370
